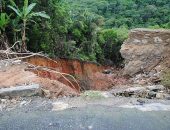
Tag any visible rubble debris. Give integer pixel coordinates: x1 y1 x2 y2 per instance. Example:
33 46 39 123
111 85 169 99
146 85 165 92
120 28 170 76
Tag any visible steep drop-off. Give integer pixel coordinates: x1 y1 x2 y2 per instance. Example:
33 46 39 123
24 56 124 91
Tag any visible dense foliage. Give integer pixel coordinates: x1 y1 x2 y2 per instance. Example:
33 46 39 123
66 0 170 28
1 0 170 65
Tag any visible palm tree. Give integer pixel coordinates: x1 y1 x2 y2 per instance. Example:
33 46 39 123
8 0 50 52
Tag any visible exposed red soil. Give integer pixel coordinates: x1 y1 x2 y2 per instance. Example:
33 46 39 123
24 56 129 91
24 56 107 76
0 64 78 97
0 55 129 98
89 72 129 90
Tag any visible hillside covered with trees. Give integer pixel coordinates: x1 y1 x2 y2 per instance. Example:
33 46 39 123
1 0 170 65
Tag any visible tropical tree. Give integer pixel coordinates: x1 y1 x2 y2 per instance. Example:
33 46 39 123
0 13 10 50
8 0 50 52
0 13 9 33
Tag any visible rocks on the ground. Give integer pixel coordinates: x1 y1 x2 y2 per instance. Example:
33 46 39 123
41 88 51 98
112 86 147 98
10 98 17 104
125 87 146 93
137 99 145 105
19 101 27 106
147 91 157 99
120 28 170 76
19 100 32 107
102 69 112 74
111 85 169 99
52 101 69 111
0 98 7 103
0 84 42 98
156 92 165 99
146 85 165 92
0 98 19 111
130 71 161 85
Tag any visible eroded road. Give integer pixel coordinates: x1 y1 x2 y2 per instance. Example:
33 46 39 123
0 97 170 130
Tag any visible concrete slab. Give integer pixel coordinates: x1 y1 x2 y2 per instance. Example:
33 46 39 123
0 84 41 98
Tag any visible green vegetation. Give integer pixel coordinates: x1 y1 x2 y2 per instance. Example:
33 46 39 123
161 69 170 89
8 0 50 51
0 13 10 32
81 91 106 99
66 0 170 28
0 0 170 65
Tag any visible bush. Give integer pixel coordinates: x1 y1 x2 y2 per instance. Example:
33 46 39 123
97 27 128 65
161 69 170 89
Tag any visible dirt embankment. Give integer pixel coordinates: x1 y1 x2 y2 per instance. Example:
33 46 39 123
0 62 78 97
0 56 128 98
24 56 128 91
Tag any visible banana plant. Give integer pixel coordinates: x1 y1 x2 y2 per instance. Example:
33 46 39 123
8 0 50 52
0 13 10 50
0 13 10 33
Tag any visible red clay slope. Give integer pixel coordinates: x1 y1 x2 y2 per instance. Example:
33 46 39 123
24 56 128 91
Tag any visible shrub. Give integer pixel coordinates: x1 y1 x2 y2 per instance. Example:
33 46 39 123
81 91 105 99
161 69 170 89
97 27 128 65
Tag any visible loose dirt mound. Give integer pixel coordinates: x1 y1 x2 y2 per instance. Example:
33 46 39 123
0 62 78 97
120 28 170 76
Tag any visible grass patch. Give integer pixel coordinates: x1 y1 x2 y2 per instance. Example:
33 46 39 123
161 69 170 89
81 90 106 99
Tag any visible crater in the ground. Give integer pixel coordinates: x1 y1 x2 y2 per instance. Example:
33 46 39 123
24 56 128 93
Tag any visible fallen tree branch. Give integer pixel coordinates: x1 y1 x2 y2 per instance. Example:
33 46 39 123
39 67 80 93
7 41 21 51
0 51 58 65
1 53 38 61
25 63 80 93
0 50 80 93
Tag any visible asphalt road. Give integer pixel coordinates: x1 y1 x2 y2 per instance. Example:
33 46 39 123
0 105 170 130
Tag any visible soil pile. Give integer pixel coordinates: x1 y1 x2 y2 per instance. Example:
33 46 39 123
120 28 170 76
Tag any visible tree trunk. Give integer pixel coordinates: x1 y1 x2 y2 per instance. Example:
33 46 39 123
0 0 2 12
4 33 10 49
0 32 10 50
21 20 27 52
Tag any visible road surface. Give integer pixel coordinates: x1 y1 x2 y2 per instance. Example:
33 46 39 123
0 103 170 130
